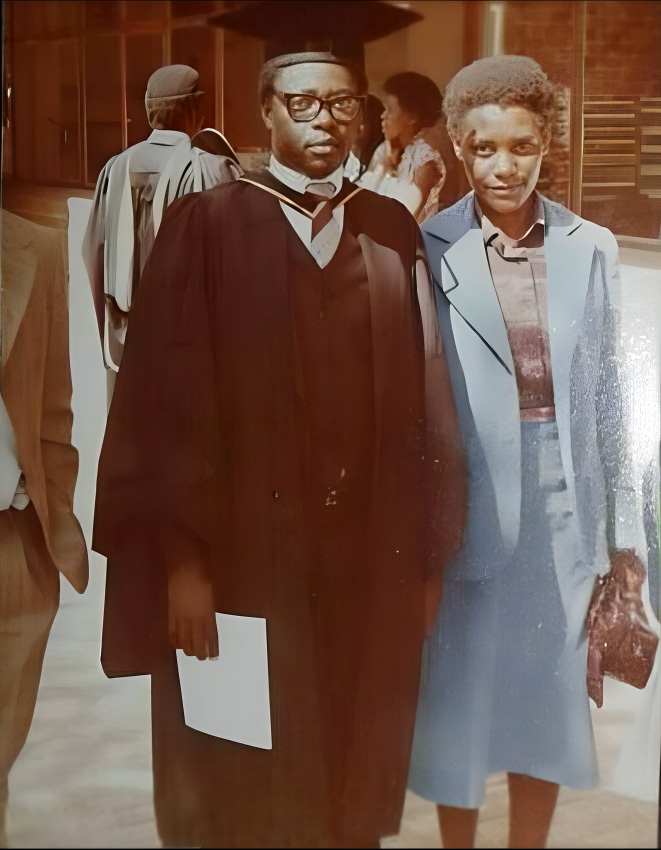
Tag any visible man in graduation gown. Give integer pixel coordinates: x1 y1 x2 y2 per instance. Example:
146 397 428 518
82 63 242 383
93 52 467 848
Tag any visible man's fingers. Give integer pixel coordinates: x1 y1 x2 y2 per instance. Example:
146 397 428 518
207 615 220 659
191 618 210 660
168 614 219 660
180 618 195 656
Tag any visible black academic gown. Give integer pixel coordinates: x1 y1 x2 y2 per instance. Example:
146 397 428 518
93 175 466 848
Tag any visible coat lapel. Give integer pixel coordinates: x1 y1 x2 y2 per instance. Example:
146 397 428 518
423 197 521 553
423 197 514 376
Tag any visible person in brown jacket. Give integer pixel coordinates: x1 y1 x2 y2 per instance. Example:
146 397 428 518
0 210 88 843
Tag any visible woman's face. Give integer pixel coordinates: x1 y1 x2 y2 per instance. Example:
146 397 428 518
381 93 416 145
452 103 549 218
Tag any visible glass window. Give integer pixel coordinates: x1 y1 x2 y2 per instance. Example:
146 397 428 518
124 1 168 26
126 34 165 148
11 40 81 183
171 25 219 131
171 1 220 19
85 33 123 184
222 29 270 150
11 0 79 41
84 1 124 31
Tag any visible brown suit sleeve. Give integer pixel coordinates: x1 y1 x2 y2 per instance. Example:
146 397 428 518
415 248 468 579
40 228 88 591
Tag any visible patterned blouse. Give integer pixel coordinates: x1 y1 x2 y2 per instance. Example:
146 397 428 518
478 194 556 421
358 127 447 224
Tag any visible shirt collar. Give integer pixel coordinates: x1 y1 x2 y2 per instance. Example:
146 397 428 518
476 192 545 252
269 154 344 198
147 129 190 146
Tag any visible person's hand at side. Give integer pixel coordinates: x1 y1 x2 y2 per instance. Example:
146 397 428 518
167 565 219 660
586 548 652 707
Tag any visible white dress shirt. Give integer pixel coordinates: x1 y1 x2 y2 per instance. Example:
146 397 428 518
0 392 27 510
268 155 345 268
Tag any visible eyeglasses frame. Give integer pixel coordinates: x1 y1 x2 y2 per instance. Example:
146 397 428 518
278 91 367 123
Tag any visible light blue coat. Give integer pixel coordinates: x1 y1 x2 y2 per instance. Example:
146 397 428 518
422 192 638 583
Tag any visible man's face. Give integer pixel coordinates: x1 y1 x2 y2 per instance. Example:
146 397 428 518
452 104 549 219
262 63 361 179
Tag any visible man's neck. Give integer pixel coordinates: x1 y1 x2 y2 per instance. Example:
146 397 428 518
148 128 190 143
269 155 344 196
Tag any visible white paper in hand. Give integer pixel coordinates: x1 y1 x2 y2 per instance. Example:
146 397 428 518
176 613 272 749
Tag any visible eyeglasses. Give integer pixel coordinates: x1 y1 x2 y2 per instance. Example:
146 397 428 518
279 92 366 123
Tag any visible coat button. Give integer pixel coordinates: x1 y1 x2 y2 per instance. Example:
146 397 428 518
272 491 279 499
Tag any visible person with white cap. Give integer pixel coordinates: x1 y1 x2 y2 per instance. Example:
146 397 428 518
82 63 242 388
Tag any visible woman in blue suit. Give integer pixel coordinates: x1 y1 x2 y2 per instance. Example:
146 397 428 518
408 56 647 848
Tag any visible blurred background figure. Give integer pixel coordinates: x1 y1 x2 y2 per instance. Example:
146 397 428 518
82 64 242 388
359 71 456 222
0 211 89 846
345 92 384 182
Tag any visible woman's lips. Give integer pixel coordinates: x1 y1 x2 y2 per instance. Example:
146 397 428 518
489 184 523 195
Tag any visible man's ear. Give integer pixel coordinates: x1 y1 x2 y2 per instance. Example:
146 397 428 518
451 136 463 161
261 98 273 130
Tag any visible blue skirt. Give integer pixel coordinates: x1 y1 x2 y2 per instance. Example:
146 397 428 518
408 421 599 808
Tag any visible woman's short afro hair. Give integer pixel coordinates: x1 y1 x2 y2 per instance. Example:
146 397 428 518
443 55 557 142
382 72 443 129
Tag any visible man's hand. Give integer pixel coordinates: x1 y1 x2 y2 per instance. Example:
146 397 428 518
423 575 444 639
167 566 219 660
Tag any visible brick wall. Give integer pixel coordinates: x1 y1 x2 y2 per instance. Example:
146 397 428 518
503 1 577 90
585 0 661 98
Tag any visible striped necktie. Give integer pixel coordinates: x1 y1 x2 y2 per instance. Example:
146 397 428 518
306 181 335 240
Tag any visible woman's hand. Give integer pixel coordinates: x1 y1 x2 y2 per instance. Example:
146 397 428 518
586 549 654 707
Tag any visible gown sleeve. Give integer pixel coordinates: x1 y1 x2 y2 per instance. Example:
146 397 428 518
93 191 220 584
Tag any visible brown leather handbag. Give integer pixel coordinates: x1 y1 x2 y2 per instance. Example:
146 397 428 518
586 549 659 708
